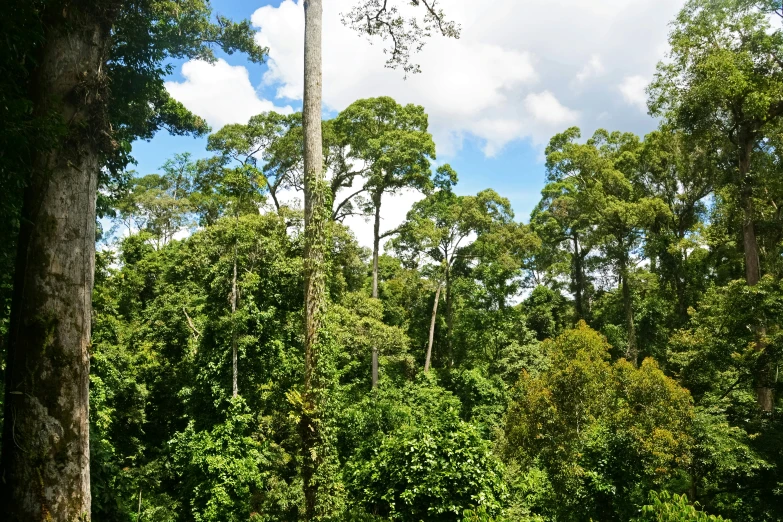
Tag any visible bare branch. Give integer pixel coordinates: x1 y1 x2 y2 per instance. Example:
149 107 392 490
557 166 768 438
183 307 201 340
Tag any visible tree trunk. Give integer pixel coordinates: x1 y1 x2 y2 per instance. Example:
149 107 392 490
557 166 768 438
425 284 442 373
301 0 327 518
0 4 117 518
620 259 638 366
371 196 381 388
738 139 774 412
739 146 761 286
572 234 584 321
445 265 453 366
231 242 238 398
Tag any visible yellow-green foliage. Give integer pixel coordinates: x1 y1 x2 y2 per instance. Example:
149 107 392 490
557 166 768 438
503 322 693 520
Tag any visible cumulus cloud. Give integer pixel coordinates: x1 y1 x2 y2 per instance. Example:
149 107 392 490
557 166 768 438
249 0 683 155
165 59 293 130
162 0 686 243
525 91 580 127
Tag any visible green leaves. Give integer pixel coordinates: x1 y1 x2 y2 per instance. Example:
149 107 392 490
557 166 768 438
342 381 507 520
336 96 436 203
634 491 729 521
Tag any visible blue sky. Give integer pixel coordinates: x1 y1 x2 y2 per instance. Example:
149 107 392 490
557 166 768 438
132 0 685 244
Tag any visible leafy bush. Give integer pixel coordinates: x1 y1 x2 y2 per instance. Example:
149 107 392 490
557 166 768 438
342 379 508 520
633 491 728 521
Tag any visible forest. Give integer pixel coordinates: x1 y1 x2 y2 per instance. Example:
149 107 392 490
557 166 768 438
1 0 782 521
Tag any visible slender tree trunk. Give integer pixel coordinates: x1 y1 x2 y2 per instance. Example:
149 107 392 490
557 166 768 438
0 4 118 518
269 186 281 214
301 0 328 517
371 196 381 387
620 258 638 366
738 139 774 412
231 242 238 398
572 234 584 321
445 264 453 366
425 284 442 373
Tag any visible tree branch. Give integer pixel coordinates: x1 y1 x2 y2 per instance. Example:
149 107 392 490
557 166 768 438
183 307 201 340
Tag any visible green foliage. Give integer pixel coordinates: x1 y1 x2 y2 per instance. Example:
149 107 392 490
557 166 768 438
170 398 267 522
503 323 694 521
4 0 783 518
634 491 728 521
336 96 436 208
342 380 508 520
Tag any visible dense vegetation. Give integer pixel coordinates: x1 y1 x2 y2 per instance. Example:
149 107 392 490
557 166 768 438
2 0 783 520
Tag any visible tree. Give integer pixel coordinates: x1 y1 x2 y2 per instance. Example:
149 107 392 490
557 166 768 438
0 1 265 517
113 153 198 247
204 112 296 214
340 380 507 520
532 127 598 322
296 1 459 514
638 129 715 324
393 169 521 371
503 323 694 521
650 0 783 411
649 0 783 288
544 128 670 364
336 96 436 386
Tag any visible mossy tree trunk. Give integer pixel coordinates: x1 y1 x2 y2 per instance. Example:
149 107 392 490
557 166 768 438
301 0 328 518
0 2 118 519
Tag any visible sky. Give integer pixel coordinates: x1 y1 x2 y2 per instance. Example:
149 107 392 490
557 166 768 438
131 0 687 249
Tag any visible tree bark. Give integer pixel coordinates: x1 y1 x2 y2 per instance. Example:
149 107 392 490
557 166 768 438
620 259 638 366
231 243 238 398
301 0 327 518
738 139 774 412
572 234 584 321
739 142 761 286
0 3 117 519
445 264 453 366
371 194 381 388
424 284 442 373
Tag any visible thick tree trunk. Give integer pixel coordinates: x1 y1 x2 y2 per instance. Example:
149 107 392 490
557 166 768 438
0 4 116 518
301 0 327 518
371 197 381 387
425 284 442 373
620 259 638 366
231 243 238 398
738 139 774 412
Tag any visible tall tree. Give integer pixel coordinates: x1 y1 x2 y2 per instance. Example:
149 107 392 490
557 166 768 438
0 1 265 517
205 112 294 213
298 1 459 515
649 0 783 409
545 128 669 364
638 129 715 323
336 96 436 386
393 168 518 370
532 127 598 322
301 0 328 518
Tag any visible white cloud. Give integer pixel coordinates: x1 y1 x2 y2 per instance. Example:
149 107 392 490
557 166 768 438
165 59 293 130
525 91 580 127
618 75 649 112
574 54 605 86
163 0 686 242
250 0 683 155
